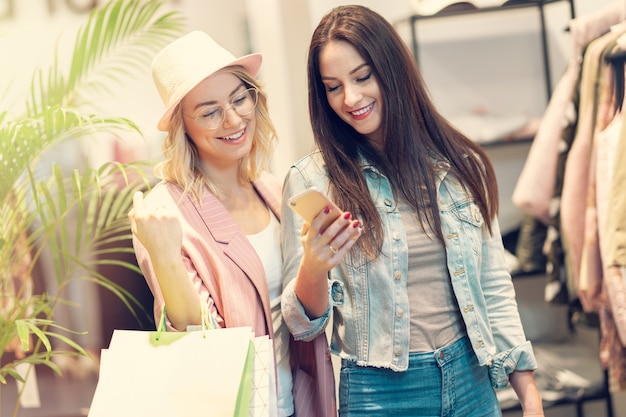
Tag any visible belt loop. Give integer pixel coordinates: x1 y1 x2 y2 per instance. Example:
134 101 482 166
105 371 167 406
434 347 446 367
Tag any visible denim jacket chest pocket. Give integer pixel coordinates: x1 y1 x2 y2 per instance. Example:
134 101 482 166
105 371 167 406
439 197 484 256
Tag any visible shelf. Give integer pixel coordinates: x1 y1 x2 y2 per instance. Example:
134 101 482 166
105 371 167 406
402 0 575 21
478 135 533 149
399 0 575 99
403 11 546 44
449 114 540 148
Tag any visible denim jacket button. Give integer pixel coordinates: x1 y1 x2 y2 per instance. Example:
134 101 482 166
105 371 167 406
396 308 404 317
394 271 402 280
384 198 393 207
473 207 481 222
394 346 403 355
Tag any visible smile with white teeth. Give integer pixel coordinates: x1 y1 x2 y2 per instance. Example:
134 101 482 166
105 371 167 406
351 103 373 116
220 130 244 140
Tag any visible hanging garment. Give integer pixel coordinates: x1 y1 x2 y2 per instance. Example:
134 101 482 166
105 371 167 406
512 0 626 224
604 62 626 346
543 67 581 305
560 25 626 308
605 79 626 271
578 39 620 312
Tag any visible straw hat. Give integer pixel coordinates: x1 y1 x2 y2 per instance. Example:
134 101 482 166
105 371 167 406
151 31 262 131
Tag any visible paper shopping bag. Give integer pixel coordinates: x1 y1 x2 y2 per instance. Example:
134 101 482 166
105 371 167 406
88 326 255 417
250 335 277 417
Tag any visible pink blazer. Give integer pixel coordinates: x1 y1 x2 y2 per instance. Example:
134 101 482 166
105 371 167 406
132 172 337 416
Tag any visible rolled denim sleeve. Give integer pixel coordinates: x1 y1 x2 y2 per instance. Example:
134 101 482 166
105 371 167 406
489 340 538 389
282 278 331 341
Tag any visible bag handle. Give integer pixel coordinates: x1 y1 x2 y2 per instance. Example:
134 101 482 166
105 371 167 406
155 305 168 341
155 299 218 341
200 300 219 330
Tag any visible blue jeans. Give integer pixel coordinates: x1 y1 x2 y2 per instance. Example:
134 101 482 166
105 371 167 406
338 336 502 417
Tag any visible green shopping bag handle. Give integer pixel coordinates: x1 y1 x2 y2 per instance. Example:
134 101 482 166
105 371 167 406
152 303 217 345
151 306 185 345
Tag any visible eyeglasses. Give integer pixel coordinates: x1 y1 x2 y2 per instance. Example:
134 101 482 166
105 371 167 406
187 87 259 130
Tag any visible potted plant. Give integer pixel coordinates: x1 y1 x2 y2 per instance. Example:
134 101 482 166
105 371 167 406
0 0 184 414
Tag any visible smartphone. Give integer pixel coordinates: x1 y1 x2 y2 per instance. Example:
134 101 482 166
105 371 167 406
287 186 342 231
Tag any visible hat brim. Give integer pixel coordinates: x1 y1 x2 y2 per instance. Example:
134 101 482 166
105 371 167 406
157 53 262 131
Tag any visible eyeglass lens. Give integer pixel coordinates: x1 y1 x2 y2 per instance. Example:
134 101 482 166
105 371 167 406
194 88 258 129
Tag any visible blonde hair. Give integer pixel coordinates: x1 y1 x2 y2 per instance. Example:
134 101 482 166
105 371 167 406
154 67 278 201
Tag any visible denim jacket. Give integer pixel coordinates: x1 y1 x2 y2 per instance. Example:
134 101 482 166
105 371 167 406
281 151 537 390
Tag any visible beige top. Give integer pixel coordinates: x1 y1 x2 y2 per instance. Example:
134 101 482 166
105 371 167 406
398 198 465 352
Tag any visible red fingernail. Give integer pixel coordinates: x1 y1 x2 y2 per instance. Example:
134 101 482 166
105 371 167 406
353 220 361 228
324 206 331 214
343 212 352 220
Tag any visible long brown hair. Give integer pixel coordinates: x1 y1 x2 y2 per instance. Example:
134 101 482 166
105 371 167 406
307 5 498 259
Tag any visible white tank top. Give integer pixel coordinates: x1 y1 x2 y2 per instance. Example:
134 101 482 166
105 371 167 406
246 212 294 416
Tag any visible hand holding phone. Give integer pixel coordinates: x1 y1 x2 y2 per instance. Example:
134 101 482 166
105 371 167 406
287 186 342 231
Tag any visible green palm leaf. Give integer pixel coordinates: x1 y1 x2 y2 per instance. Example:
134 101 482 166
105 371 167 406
0 0 185 406
0 108 141 204
28 162 154 318
27 0 184 114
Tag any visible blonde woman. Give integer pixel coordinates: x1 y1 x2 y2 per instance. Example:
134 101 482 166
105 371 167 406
129 31 336 417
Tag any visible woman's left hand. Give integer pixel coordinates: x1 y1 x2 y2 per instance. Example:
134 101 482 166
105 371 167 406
301 209 362 273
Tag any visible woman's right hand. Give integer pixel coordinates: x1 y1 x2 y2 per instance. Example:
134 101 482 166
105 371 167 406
294 206 362 318
128 191 182 258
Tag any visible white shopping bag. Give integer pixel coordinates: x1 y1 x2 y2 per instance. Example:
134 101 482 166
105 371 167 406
88 326 255 417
